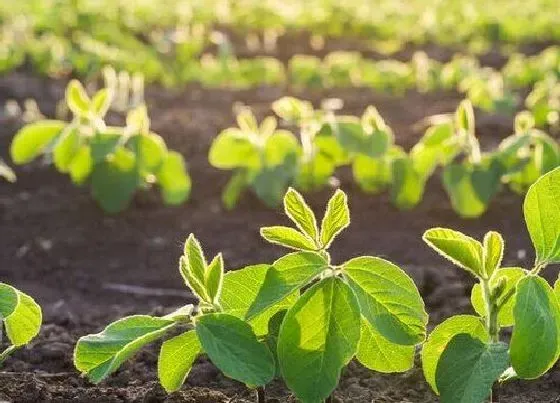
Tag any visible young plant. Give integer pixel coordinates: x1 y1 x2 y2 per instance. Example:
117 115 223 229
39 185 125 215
209 107 300 208
251 188 428 402
10 78 191 213
74 234 289 399
421 166 560 403
0 283 42 364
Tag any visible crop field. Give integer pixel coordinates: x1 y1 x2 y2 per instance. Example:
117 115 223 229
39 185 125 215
1 1 560 402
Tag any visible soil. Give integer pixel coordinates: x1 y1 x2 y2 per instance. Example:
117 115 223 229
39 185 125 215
0 70 559 402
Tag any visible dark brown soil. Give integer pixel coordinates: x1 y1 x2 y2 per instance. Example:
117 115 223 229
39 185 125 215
0 71 559 402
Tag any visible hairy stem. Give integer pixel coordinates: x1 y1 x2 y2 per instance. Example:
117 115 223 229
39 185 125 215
256 386 266 403
481 278 500 403
0 345 16 364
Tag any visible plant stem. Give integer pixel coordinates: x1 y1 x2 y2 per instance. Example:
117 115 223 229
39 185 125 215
256 386 266 403
481 279 500 343
0 345 16 364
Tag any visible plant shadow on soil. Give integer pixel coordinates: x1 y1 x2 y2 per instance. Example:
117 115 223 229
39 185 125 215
0 71 559 402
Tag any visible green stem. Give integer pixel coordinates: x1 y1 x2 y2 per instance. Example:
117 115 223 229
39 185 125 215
0 345 16 364
481 279 500 343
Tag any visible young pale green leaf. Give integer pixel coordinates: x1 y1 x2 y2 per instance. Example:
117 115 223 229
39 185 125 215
158 330 201 393
283 187 319 242
455 99 475 137
352 154 392 194
320 189 350 248
156 151 191 205
260 226 316 251
53 128 80 173
343 257 427 345
236 109 259 134
264 131 299 166
245 251 327 320
0 283 42 347
435 334 509 403
295 153 335 191
523 167 560 267
128 133 167 174
482 231 504 278
271 96 313 122
74 315 175 383
205 254 224 303
66 79 91 117
11 120 66 164
91 147 138 213
220 264 297 336
423 228 484 277
68 145 93 184
356 318 415 373
180 235 208 301
391 156 424 210
278 277 361 402
195 313 275 387
422 315 489 393
510 276 560 379
471 267 526 327
209 129 259 169
91 88 112 117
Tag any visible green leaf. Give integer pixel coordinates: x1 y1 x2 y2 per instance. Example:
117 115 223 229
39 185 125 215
74 315 175 383
68 146 93 184
471 268 526 327
423 228 484 277
156 151 191 205
90 130 122 162
236 109 259 133
264 130 299 165
91 88 112 117
277 277 361 402
320 189 350 248
245 251 327 320
209 129 259 169
352 154 391 194
53 128 81 172
260 226 317 251
555 277 560 301
222 170 248 209
422 315 489 393
221 264 297 336
196 313 275 386
272 97 313 123
482 231 504 278
253 158 296 208
356 318 415 373
91 147 138 213
283 187 318 241
66 79 91 117
158 330 201 393
455 99 475 136
205 254 224 303
510 276 560 379
343 256 427 345
443 163 488 218
181 234 207 288
523 167 560 266
435 334 509 403
331 117 367 154
128 133 167 174
391 156 424 210
11 120 65 164
0 283 42 347
295 153 335 191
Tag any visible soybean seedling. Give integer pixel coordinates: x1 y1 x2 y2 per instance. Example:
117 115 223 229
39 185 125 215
421 166 560 403
0 283 42 364
74 234 290 401
248 188 428 402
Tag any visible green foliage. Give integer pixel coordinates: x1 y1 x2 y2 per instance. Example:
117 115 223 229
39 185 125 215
0 283 42 364
10 78 191 213
421 168 560 402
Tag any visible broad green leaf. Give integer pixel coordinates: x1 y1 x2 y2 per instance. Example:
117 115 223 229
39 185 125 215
0 283 42 347
423 228 484 277
391 156 424 210
158 330 201 392
74 315 175 383
11 120 65 164
343 257 427 345
68 145 93 184
196 313 275 386
245 252 327 320
422 315 489 393
91 147 138 213
411 123 457 177
356 318 415 373
471 267 526 327
221 264 297 336
253 158 296 208
53 128 80 172
66 80 91 117
352 154 391 194
90 130 122 162
260 226 316 251
331 117 367 154
443 163 487 218
315 136 349 166
264 131 299 165
482 231 504 278
128 133 167 173
320 189 350 247
471 158 503 205
523 167 560 266
209 129 259 169
510 276 560 379
365 129 392 158
283 187 318 241
295 153 335 191
277 277 361 402
436 334 509 403
265 309 287 378
156 151 191 205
